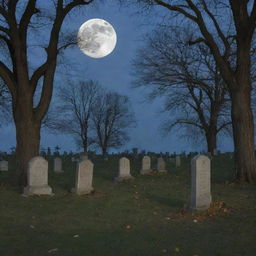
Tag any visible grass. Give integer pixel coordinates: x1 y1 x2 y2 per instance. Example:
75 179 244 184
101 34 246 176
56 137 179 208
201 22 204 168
0 155 256 256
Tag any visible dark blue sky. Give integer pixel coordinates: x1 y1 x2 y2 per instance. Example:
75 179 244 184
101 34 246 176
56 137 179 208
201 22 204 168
0 1 233 154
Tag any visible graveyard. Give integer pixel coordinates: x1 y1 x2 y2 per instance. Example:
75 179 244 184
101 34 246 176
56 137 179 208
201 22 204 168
0 153 256 256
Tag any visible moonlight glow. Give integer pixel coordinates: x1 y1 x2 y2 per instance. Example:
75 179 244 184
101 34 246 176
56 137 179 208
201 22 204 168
77 18 117 58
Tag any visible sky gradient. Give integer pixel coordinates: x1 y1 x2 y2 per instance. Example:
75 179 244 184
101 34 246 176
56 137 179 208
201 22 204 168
0 1 233 154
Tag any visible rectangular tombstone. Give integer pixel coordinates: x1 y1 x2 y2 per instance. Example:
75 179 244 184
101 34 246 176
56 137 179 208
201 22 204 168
140 156 152 175
115 157 134 182
23 156 53 195
190 155 212 211
175 155 181 168
72 159 94 195
157 157 167 173
54 157 64 173
0 160 8 171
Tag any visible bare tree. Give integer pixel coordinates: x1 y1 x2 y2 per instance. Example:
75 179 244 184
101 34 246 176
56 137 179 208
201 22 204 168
129 0 256 183
133 26 231 155
91 92 136 157
45 80 100 155
0 0 94 185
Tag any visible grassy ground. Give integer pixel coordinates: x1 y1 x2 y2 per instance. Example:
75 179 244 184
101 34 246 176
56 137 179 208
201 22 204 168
0 155 256 256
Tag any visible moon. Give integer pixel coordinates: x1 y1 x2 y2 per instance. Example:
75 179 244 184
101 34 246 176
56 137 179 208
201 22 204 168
77 18 117 58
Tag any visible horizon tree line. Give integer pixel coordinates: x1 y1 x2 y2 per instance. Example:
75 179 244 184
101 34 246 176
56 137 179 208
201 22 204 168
43 79 136 158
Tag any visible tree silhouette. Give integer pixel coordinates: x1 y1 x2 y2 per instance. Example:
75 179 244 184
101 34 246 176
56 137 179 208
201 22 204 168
0 0 94 186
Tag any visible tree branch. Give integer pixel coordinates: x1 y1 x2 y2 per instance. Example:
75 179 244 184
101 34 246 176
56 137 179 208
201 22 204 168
154 0 198 22
35 0 94 121
249 0 256 28
0 61 16 96
30 62 48 93
201 0 231 59
19 0 39 48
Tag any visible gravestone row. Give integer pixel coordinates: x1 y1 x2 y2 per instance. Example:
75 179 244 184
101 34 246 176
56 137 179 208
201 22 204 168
23 157 94 196
6 154 211 211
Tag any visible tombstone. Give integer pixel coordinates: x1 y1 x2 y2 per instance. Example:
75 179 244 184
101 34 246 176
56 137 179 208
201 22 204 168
72 159 94 195
140 156 152 175
23 156 53 195
190 155 212 211
115 157 134 182
157 157 167 173
175 155 181 168
54 157 64 173
0 160 8 171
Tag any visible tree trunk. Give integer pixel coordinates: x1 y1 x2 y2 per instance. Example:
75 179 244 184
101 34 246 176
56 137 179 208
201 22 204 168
102 147 107 159
13 104 41 187
83 140 88 155
230 88 256 183
205 128 217 155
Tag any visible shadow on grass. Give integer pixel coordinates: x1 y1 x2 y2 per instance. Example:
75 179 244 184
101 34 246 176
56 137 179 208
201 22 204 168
147 194 185 208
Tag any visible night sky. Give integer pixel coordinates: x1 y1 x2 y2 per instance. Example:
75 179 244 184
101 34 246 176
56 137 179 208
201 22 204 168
0 1 233 154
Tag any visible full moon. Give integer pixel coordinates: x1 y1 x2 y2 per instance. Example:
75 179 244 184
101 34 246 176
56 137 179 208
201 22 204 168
77 18 117 58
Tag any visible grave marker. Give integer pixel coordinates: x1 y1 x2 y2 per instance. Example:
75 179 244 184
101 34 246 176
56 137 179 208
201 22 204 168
54 157 64 173
0 160 8 171
115 157 134 181
190 155 212 211
23 156 53 195
72 159 94 195
140 156 152 175
157 157 167 173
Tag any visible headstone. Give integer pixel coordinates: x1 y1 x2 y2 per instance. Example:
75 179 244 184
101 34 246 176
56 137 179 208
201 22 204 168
54 157 64 173
140 156 152 175
175 155 181 168
0 160 8 171
190 155 212 211
23 156 53 195
157 157 167 173
72 159 94 195
115 157 134 182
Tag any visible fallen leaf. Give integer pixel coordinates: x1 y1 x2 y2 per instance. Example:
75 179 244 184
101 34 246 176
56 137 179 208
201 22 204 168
29 225 35 229
48 248 58 254
175 247 180 252
126 225 131 229
73 234 79 238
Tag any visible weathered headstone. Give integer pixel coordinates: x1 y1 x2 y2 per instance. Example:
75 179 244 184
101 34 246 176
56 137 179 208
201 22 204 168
0 160 8 171
190 155 212 211
115 157 134 182
54 157 64 173
175 155 181 168
72 159 94 195
140 156 152 175
157 157 167 173
23 156 53 195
